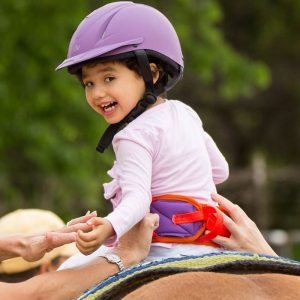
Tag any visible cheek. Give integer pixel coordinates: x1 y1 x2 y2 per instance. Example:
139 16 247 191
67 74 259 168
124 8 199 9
134 79 146 99
85 91 93 106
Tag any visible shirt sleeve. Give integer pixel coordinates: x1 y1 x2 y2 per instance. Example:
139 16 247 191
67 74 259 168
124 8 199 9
204 131 229 184
105 128 153 242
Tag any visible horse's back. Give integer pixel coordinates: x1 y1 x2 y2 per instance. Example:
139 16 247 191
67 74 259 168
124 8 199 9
124 272 300 300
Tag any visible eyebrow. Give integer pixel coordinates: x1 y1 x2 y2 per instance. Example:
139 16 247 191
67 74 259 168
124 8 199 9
82 66 116 80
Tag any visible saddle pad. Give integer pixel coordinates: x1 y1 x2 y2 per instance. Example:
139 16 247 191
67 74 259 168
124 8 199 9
78 251 300 300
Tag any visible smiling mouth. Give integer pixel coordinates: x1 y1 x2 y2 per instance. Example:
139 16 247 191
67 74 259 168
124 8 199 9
101 101 118 112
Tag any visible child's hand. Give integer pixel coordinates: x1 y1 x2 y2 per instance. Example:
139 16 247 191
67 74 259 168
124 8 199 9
76 217 114 255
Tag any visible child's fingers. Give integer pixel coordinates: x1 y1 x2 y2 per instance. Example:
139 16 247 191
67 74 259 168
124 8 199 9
77 229 99 243
76 231 100 248
86 217 106 226
76 242 99 255
76 240 98 253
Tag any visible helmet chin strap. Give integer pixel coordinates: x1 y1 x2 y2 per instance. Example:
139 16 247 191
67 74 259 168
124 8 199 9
96 50 157 153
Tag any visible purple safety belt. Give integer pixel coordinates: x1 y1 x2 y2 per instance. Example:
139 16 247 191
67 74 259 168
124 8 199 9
150 199 203 238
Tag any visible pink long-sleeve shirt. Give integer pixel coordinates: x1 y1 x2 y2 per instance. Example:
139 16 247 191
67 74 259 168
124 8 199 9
104 100 229 244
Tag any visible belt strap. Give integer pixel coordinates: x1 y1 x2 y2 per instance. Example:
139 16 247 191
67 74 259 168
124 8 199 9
151 194 230 247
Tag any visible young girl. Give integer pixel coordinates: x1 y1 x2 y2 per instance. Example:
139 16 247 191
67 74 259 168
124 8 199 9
56 1 229 270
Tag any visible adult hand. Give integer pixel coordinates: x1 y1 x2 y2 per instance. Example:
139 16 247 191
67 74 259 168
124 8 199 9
19 211 97 262
211 194 277 256
115 213 160 267
5 213 160 300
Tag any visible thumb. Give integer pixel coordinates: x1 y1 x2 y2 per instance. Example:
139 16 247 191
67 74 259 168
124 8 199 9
45 231 76 249
87 217 105 227
151 214 160 230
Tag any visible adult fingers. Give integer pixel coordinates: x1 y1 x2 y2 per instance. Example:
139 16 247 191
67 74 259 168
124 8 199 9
67 211 97 227
211 204 240 238
117 213 160 263
212 235 237 250
44 231 76 250
212 193 248 224
220 212 241 237
58 222 92 234
143 213 160 230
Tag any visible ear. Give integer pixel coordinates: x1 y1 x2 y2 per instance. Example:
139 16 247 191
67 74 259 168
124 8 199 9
150 63 160 84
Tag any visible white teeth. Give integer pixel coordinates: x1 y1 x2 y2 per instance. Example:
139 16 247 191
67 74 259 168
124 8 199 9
101 101 115 108
100 101 117 112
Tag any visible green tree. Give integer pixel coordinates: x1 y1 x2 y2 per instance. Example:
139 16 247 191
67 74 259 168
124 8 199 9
0 0 114 219
0 0 272 222
217 0 300 232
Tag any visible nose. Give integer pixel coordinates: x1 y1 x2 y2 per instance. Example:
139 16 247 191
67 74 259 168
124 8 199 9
91 84 106 101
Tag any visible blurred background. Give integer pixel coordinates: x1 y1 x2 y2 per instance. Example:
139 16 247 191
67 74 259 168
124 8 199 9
0 0 299 259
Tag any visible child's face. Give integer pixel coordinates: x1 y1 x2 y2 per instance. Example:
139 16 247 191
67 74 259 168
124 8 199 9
82 61 145 124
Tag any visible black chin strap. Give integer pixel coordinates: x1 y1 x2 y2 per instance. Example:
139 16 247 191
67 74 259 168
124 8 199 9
96 50 157 153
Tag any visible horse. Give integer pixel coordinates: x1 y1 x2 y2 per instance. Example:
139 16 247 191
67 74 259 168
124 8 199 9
125 272 300 299
78 252 300 300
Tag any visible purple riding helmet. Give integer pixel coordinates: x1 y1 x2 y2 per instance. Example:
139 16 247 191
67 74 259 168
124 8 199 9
56 1 184 152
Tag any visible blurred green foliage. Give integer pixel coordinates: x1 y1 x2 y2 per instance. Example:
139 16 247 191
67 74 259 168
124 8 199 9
0 0 114 218
97 0 270 99
0 0 299 243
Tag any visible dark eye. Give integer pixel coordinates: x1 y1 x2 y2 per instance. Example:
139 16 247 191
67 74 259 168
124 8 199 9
104 76 115 82
84 81 93 88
